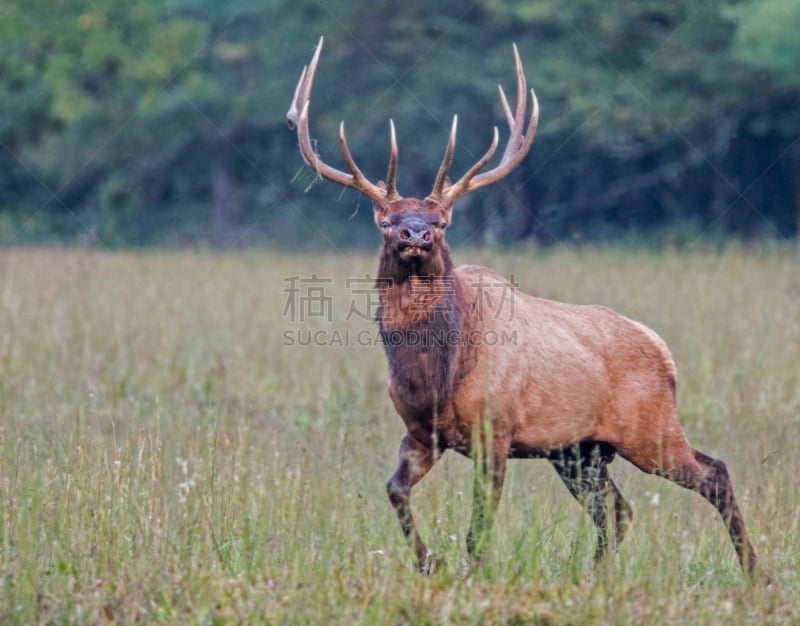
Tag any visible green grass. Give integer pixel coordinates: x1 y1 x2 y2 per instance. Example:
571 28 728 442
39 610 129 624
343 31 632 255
0 246 798 624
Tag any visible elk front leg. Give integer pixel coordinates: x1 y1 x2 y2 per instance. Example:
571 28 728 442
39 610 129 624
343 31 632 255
466 450 507 563
386 435 439 573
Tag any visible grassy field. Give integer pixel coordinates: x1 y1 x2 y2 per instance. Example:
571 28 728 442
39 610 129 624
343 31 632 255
0 246 798 624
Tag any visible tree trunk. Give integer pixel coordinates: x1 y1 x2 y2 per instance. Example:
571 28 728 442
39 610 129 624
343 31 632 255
794 170 800 248
210 157 242 249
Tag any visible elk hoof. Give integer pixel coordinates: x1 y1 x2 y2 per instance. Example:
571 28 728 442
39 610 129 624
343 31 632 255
417 551 443 575
753 568 774 588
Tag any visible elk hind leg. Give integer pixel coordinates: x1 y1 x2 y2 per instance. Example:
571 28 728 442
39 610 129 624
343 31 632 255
621 436 758 577
669 449 758 576
549 442 633 560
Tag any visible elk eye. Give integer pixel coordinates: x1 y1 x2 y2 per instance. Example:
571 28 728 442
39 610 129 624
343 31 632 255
437 221 447 230
381 220 391 229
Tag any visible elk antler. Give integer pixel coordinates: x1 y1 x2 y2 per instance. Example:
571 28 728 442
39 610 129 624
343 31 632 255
428 44 539 207
287 37 400 203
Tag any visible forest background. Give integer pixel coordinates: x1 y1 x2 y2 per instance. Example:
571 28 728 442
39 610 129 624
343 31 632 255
1 0 799 249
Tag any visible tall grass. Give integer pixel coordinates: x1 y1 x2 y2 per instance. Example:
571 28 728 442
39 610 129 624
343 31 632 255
0 246 797 624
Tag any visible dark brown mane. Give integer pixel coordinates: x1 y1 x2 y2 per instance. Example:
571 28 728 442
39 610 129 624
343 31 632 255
376 242 464 414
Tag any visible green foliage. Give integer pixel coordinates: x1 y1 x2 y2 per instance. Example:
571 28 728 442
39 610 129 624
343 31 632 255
1 0 799 247
728 0 800 78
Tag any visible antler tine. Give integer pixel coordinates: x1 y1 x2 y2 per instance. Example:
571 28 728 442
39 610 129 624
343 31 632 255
464 88 538 192
494 46 527 157
287 64 308 132
429 115 458 203
338 121 391 200
445 126 500 199
287 36 388 203
386 119 400 200
440 44 539 206
505 43 527 155
287 36 323 132
498 84 514 131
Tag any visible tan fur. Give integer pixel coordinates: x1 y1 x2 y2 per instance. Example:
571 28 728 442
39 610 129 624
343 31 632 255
388 264 691 471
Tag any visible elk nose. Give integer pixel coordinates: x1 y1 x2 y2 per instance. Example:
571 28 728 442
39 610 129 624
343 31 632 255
397 219 431 244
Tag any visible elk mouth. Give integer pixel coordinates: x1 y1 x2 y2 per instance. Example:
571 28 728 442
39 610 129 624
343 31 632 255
397 242 433 260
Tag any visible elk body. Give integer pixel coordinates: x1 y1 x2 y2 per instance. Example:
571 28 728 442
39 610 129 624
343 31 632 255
287 37 758 577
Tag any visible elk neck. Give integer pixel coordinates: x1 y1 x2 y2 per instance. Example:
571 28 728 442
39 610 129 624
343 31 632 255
375 241 466 415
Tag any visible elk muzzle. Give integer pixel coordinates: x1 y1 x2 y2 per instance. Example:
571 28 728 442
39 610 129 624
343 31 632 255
394 217 433 259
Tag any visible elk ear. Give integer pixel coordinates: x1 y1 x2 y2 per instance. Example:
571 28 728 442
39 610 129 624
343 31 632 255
442 177 452 221
373 181 388 216
442 203 453 225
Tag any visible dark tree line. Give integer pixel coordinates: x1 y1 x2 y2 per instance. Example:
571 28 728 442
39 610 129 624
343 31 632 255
1 0 799 248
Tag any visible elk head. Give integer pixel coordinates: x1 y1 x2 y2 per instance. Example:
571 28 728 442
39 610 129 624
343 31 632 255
287 37 539 272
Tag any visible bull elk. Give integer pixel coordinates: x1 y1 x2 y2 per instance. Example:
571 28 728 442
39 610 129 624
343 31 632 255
287 37 758 577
